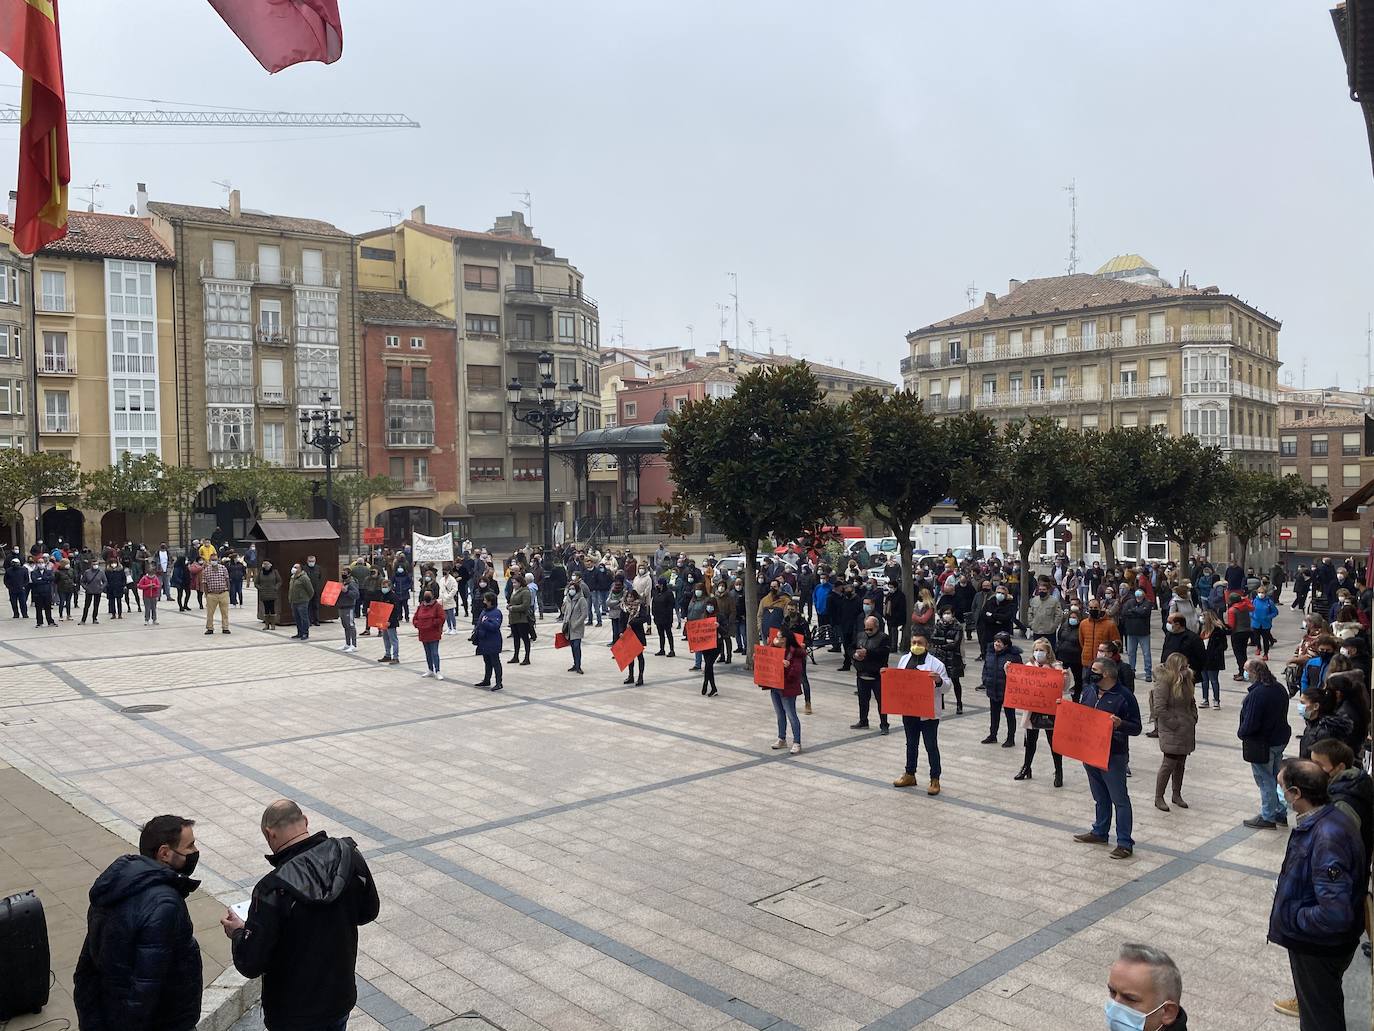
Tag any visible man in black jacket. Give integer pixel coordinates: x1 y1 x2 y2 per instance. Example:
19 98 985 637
222 800 380 1031
74 814 203 1031
1159 613 1206 682
850 615 892 734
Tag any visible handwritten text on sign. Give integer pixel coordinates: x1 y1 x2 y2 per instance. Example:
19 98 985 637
365 601 394 629
879 667 936 718
686 618 717 653
1003 664 1064 715
1050 700 1114 769
753 645 784 689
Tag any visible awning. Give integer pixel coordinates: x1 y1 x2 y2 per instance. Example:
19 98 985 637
1332 476 1374 522
248 519 339 542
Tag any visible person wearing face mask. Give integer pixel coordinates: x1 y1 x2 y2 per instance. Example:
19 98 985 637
715 584 737 664
391 559 413 624
1148 653 1198 812
336 568 359 652
1102 943 1188 1031
1239 658 1292 829
980 631 1022 747
1299 634 1340 693
781 602 812 712
253 559 280 630
758 579 789 646
850 615 892 733
650 579 677 656
1158 613 1205 685
891 631 951 794
930 605 966 714
1027 579 1063 640
507 573 534 665
623 589 648 686
301 554 323 626
1266 759 1365 1031
1311 738 1373 864
1297 685 1355 762
700 594 722 696
287 562 315 641
472 591 505 689
607 574 628 646
1013 637 1071 786
412 587 446 680
1077 602 1119 675
686 582 710 671
375 579 402 663
1250 586 1278 661
559 582 589 675
1057 606 1085 702
75 814 205 1031
1119 587 1156 684
1072 657 1141 859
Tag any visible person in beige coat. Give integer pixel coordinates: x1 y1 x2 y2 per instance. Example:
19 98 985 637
1149 652 1198 812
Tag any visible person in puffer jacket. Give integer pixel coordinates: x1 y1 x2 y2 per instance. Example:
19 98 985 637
74 815 203 1031
980 631 1021 747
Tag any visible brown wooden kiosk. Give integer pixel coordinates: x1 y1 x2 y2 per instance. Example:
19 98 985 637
248 519 340 626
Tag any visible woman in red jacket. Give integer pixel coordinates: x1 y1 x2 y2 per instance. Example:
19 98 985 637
413 588 447 680
767 632 805 754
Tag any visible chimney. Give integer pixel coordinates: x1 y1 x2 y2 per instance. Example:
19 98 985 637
228 189 241 219
135 182 148 218
7 191 15 224
410 204 425 225
718 341 731 364
1008 278 1021 293
983 291 996 313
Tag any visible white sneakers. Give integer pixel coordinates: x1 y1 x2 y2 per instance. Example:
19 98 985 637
434 672 444 681
790 743 801 755
420 670 434 678
338 643 350 651
771 739 786 750
346 645 357 652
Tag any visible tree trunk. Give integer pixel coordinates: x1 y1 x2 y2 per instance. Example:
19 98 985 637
1018 539 1035 629
1102 534 1117 570
899 534 915 652
742 535 759 669
1237 535 1251 568
970 512 978 553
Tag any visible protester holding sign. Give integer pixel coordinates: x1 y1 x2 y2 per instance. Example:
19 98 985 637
891 631 950 795
335 572 358 653
1071 657 1142 859
764 631 805 754
1011 639 1073 788
699 596 724 696
621 590 648 686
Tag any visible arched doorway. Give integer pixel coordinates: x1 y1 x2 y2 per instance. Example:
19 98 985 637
41 505 84 550
376 506 441 547
100 511 128 550
192 484 251 547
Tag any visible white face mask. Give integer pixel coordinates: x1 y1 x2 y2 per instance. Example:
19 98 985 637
1033 649 1047 662
1103 997 1165 1031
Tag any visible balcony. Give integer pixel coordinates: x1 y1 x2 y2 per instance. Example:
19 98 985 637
258 386 290 405
382 382 432 401
921 395 970 414
1110 377 1172 400
905 351 967 372
967 326 1181 363
504 283 597 312
39 353 75 374
1180 324 1233 342
1181 379 1274 403
256 325 290 346
1228 435 1278 452
198 260 341 289
285 266 341 289
199 258 255 282
973 384 1103 409
506 334 557 353
37 293 76 315
210 449 253 468
42 412 76 433
394 478 435 494
262 447 287 466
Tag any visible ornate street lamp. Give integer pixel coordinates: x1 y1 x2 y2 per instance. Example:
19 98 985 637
508 350 583 555
298 391 354 531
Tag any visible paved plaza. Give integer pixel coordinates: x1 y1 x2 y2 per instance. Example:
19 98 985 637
0 590 1367 1030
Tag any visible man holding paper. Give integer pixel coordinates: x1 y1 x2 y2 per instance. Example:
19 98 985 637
891 631 951 796
1072 657 1142 859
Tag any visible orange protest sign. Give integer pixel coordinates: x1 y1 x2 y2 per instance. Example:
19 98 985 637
611 628 645 671
1003 664 1064 715
1050 700 1114 770
366 601 394 629
362 527 384 545
686 618 717 653
879 667 936 718
753 645 784 689
319 581 342 606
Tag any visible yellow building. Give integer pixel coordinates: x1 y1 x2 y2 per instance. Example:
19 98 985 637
1 211 178 548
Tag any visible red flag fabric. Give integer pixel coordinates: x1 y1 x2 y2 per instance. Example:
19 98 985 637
0 0 70 254
209 0 343 73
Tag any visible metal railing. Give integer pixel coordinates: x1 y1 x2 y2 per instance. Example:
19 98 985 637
1180 323 1232 342
1180 379 1274 403
256 325 289 345
966 325 1184 363
396 478 434 493
39 352 75 374
1110 377 1172 400
42 412 76 433
209 449 252 468
504 283 597 310
262 447 287 466
382 383 432 401
385 430 435 447
258 386 290 405
921 395 970 413
37 293 76 314
973 384 1103 409
199 258 342 289
906 351 966 371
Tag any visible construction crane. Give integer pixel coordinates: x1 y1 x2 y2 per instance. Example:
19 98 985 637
0 109 419 127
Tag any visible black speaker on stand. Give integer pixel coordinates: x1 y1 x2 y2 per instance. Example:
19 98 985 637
0 889 51 1018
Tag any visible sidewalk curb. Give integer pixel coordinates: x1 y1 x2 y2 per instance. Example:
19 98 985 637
0 755 261 1031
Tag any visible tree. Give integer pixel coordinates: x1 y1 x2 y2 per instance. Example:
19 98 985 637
654 489 695 540
0 450 80 547
1226 470 1329 566
331 472 400 551
662 363 860 664
1062 426 1170 568
216 458 311 526
848 389 952 648
1140 436 1230 563
81 452 168 543
986 418 1083 626
161 464 207 547
945 411 1000 554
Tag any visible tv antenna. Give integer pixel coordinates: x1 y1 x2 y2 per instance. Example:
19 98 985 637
715 303 730 346
371 208 402 226
1064 178 1078 273
747 318 758 349
965 282 977 307
685 323 694 349
511 190 532 227
726 272 739 349
211 178 234 195
75 179 107 212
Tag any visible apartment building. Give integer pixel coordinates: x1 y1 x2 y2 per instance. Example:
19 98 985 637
1277 414 1368 564
1278 384 1370 423
0 222 30 453
903 254 1283 562
357 207 601 546
148 190 359 508
358 291 459 541
0 209 178 547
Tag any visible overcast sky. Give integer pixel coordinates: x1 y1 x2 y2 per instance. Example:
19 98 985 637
2 1 1370 387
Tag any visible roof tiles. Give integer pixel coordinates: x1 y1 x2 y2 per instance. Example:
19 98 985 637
2 212 174 263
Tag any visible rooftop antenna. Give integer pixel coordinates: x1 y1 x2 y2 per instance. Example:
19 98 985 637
1301 355 1308 389
1366 313 1372 394
511 190 532 227
211 178 234 195
1064 178 1078 274
965 282 977 308
685 323 694 350
781 333 792 357
747 318 758 349
726 272 739 349
75 179 107 212
766 326 774 351
715 303 730 348
371 208 402 226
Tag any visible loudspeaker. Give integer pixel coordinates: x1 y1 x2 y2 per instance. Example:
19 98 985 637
0 890 50 1018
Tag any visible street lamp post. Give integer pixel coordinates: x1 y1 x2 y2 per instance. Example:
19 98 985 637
299 391 354 532
507 350 583 556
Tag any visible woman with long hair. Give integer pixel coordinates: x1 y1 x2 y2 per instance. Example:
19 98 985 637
1013 637 1071 787
1150 652 1198 811
623 589 648 686
1198 609 1228 709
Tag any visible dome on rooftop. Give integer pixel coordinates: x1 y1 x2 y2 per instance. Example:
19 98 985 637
1094 254 1169 287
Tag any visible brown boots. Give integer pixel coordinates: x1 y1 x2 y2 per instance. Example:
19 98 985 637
1154 755 1189 811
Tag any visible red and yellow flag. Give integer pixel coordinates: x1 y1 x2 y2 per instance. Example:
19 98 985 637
0 0 69 254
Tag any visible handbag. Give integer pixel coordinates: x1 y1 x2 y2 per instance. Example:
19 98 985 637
1241 736 1270 764
554 631 570 649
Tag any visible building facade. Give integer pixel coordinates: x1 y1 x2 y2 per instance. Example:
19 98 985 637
0 219 31 455
902 255 1283 562
358 291 459 542
1277 414 1368 566
149 189 359 539
1 209 178 548
356 207 601 547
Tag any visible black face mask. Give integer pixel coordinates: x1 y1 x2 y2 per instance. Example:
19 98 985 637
1086 670 1103 685
174 849 199 877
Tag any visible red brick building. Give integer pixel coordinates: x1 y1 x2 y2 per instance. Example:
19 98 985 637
358 291 459 543
1277 412 1369 568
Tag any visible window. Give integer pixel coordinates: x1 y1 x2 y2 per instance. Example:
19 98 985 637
385 334 400 349
0 435 21 451
42 331 71 373
1343 527 1362 549
1051 367 1067 389
468 364 503 389
515 314 536 340
384 366 402 396
1120 315 1136 343
207 406 252 458
42 390 70 432
108 264 161 458
512 461 544 482
1119 411 1139 428
1080 319 1097 348
1080 414 1099 430
1311 434 1329 456
0 265 20 303
210 241 236 279
559 358 577 385
1279 435 1297 457
1147 358 1168 389
259 299 283 340
1029 371 1045 393
294 345 340 395
1150 411 1168 428
623 401 638 419
411 366 427 395
1280 465 1298 478
516 360 538 384
1344 463 1361 487
468 457 503 482
293 288 338 344
463 265 499 291
1311 526 1329 547
387 400 434 447
300 249 324 287
260 358 285 403
412 457 431 487
558 314 576 342
410 335 424 350
360 246 395 262
0 324 20 359
1008 329 1023 356
1008 373 1022 398
1119 361 1138 388
673 396 687 412
257 244 281 284
1311 464 1328 487
262 422 285 465
0 380 8 414
706 381 735 399
204 282 251 340
468 410 502 432
514 265 533 290
981 374 997 397
465 315 499 337
1148 312 1166 343
1343 432 1361 456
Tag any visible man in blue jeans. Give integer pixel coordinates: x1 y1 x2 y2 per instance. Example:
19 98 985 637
1238 656 1292 828
1073 657 1142 858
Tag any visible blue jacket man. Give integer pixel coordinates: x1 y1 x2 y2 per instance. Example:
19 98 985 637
813 576 833 622
1074 657 1142 858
